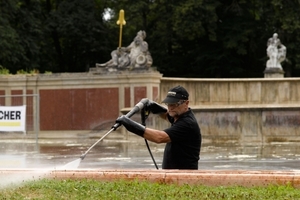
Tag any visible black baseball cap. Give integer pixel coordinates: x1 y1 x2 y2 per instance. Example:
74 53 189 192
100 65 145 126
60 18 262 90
162 85 189 103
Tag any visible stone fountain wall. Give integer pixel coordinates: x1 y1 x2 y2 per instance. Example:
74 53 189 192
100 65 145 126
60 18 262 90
158 78 300 143
0 71 299 142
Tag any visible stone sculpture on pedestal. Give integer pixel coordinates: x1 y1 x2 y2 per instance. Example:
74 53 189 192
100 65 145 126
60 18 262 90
96 30 153 72
264 33 286 78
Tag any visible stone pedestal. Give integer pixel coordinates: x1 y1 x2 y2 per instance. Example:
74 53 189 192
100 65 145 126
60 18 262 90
264 67 285 78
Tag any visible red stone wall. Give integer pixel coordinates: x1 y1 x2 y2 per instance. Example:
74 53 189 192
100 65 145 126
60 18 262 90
0 90 5 105
11 90 22 106
40 88 119 130
124 87 130 108
152 86 158 101
134 87 146 104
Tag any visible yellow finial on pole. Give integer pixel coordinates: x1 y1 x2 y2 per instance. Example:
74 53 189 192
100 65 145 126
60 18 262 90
117 9 126 48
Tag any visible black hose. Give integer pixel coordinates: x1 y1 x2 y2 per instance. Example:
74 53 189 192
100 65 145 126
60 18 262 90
141 108 159 170
144 139 159 169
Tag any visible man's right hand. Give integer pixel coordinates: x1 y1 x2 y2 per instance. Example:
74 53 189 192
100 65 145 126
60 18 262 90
144 99 167 114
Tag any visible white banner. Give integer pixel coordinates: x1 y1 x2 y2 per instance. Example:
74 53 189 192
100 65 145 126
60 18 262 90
0 106 26 132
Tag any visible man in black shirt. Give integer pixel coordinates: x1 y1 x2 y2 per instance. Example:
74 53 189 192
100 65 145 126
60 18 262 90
116 85 202 169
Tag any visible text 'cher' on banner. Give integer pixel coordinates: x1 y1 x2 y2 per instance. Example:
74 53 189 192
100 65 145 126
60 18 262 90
0 106 26 132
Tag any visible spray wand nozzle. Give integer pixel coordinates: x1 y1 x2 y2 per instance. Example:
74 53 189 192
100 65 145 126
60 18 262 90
79 154 86 160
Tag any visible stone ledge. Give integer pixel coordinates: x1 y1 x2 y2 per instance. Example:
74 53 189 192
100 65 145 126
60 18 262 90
2 169 299 188
49 170 300 188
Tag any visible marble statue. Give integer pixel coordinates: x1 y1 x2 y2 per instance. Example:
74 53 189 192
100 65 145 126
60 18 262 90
266 33 286 69
96 30 153 71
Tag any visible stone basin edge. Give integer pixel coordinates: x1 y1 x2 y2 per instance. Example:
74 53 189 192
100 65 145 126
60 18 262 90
1 169 299 188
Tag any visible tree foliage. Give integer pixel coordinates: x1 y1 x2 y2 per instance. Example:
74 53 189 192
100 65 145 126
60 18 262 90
0 0 300 77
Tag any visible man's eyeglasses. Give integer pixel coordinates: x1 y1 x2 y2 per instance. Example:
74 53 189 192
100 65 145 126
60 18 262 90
165 100 186 107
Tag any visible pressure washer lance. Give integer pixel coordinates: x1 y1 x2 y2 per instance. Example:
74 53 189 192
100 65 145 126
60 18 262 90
79 99 148 160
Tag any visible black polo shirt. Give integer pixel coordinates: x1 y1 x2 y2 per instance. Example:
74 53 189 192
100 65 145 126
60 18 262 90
162 108 201 169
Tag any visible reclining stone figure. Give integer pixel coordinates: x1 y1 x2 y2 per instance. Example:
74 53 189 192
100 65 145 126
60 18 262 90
96 30 153 70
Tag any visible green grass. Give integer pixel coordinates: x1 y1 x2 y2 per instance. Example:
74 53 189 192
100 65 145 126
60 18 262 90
0 179 300 200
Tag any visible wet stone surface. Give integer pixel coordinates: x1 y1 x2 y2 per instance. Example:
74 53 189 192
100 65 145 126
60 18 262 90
0 137 299 170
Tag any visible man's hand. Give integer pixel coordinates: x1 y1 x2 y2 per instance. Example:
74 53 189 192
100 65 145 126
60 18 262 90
146 100 167 114
115 115 145 137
